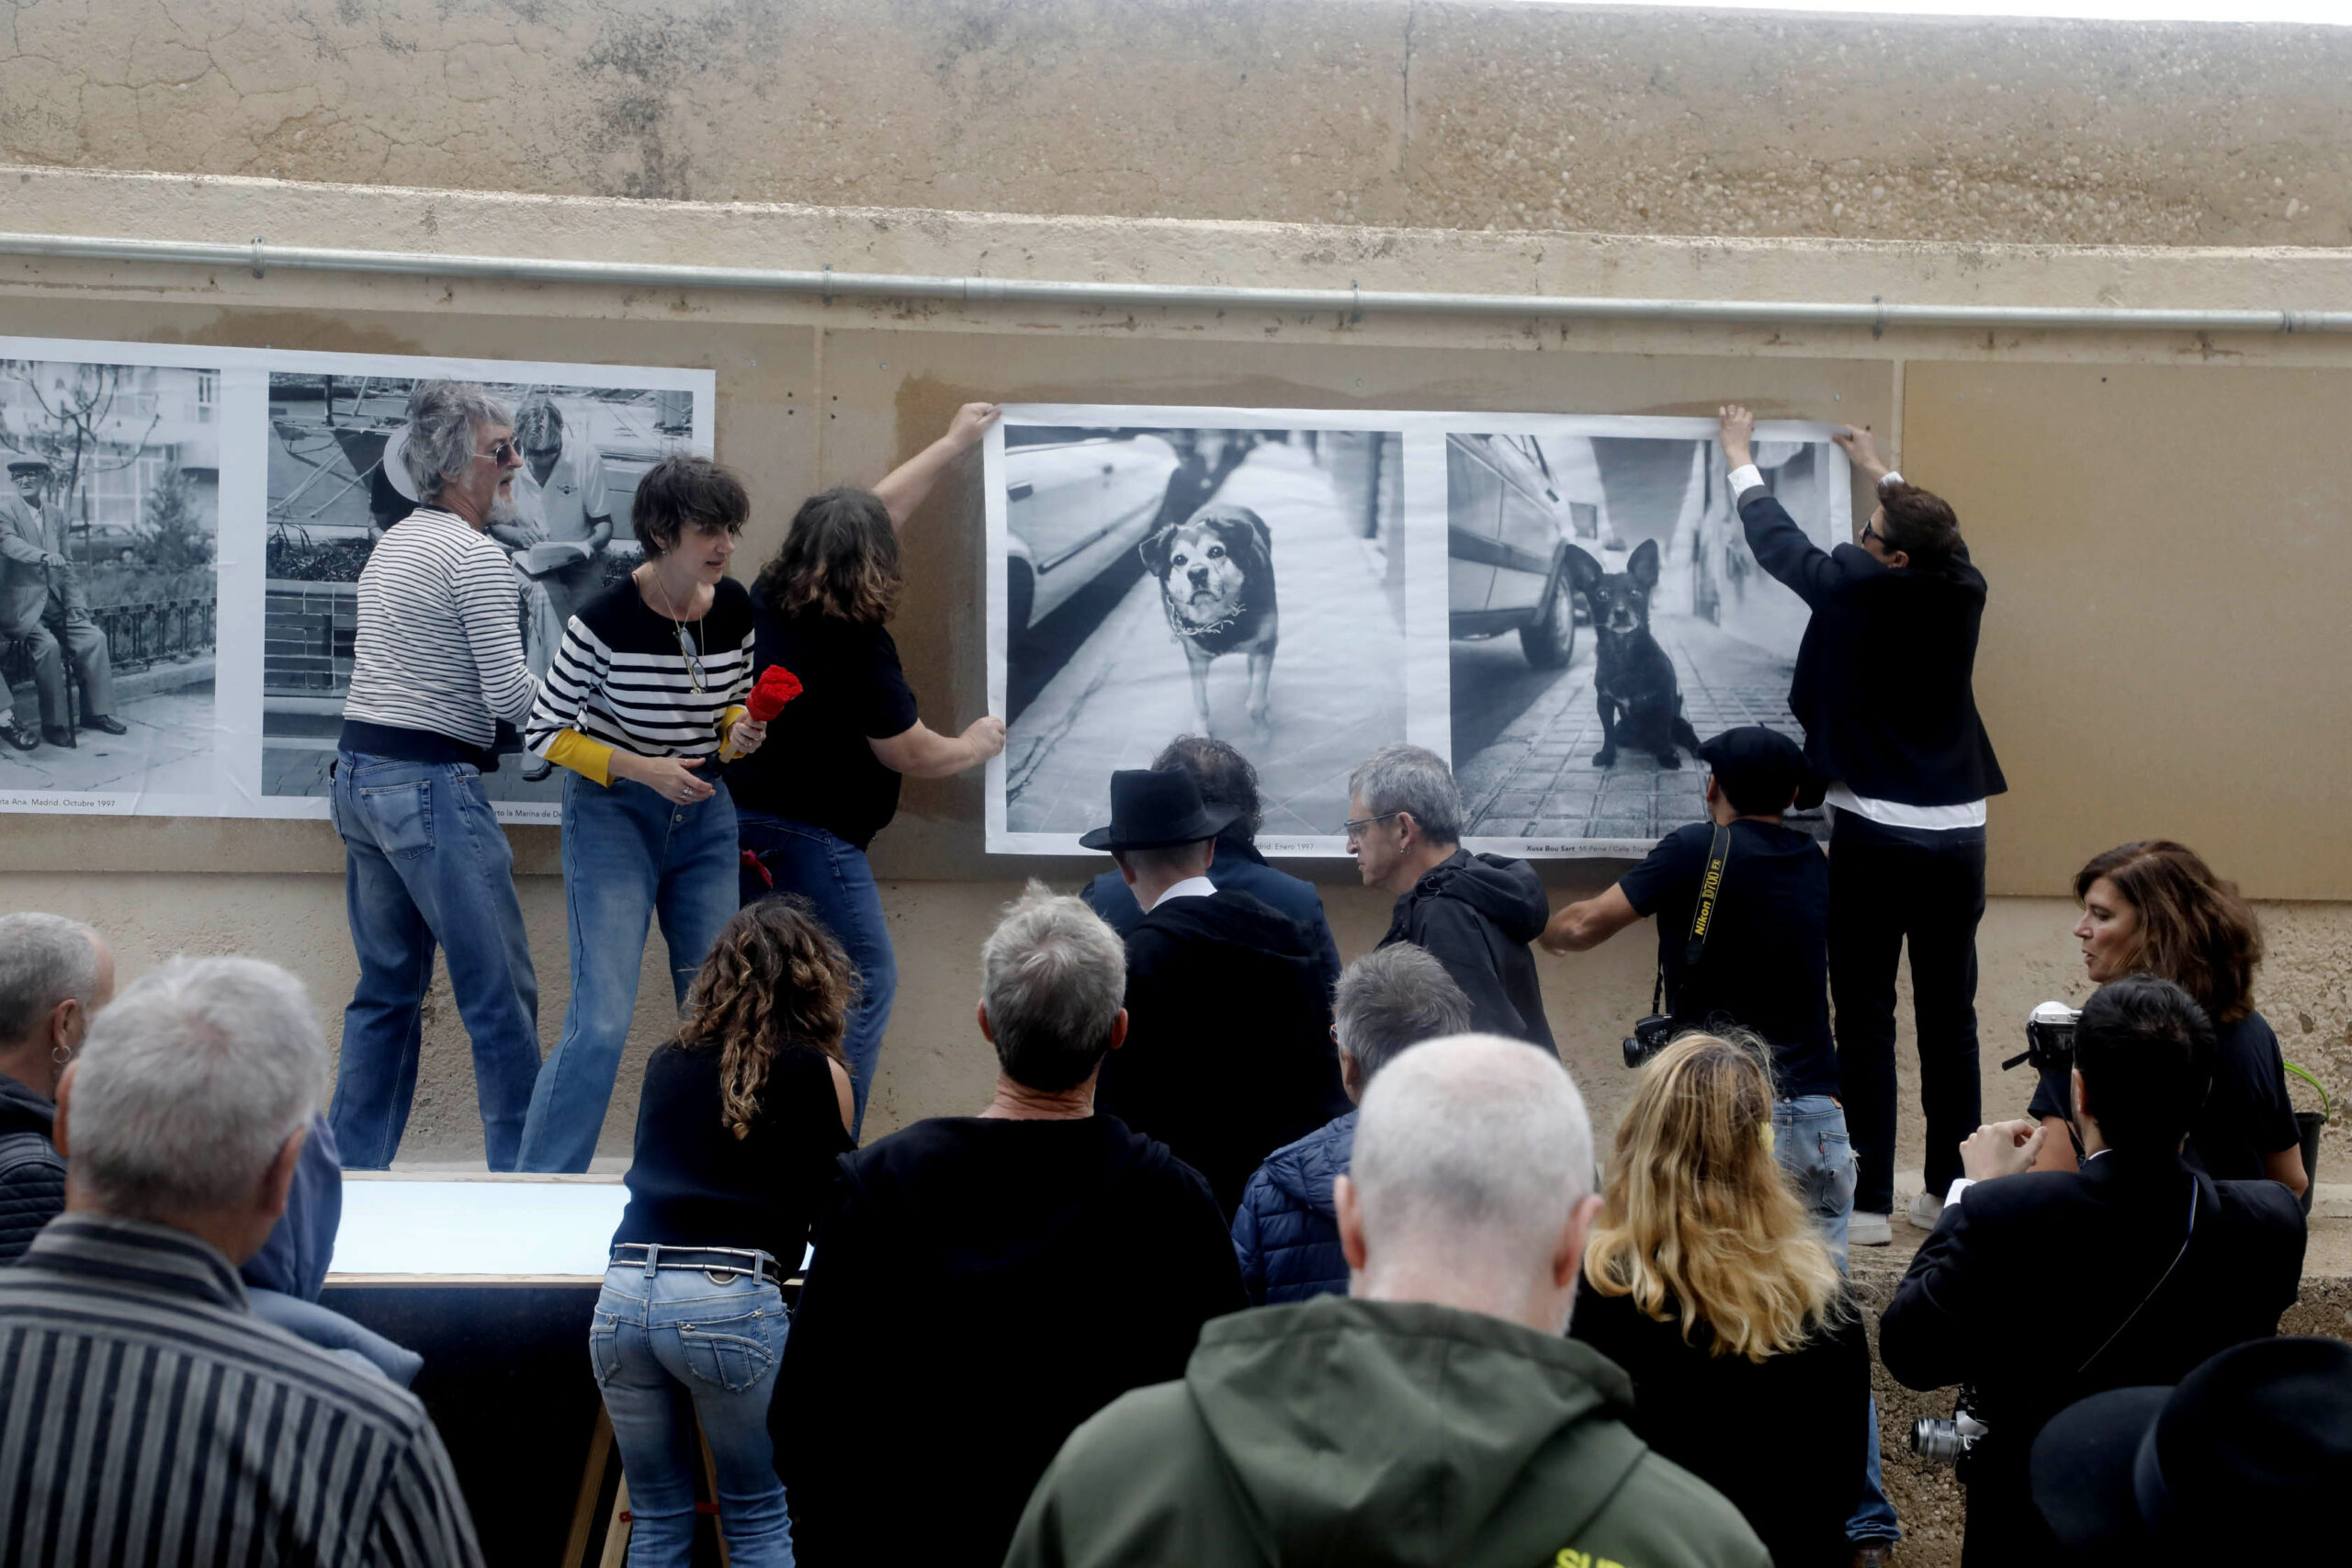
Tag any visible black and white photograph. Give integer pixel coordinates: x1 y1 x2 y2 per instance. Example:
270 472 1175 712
0 355 220 805
261 372 701 805
1447 423 1849 850
992 416 1407 849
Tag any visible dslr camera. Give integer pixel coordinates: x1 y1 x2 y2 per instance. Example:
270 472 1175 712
1623 1014 1679 1070
2000 1000 2081 1075
1911 1390 1990 1476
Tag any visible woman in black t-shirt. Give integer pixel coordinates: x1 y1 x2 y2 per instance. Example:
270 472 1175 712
2029 839 2308 1197
730 405 1007 1138
1572 1032 1869 1567
596 897 856 1568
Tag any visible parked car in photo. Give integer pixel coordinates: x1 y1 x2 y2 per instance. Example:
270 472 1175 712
1002 429 1182 643
1447 434 1587 669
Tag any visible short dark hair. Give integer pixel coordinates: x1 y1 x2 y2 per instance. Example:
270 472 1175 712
1713 770 1796 818
2075 974 2216 1155
753 487 901 624
1876 480 1962 569
633 456 749 558
1151 735 1262 840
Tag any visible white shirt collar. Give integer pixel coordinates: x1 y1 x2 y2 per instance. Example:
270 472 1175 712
1144 875 1216 914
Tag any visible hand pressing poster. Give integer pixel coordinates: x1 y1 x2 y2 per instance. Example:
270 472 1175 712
984 406 1852 858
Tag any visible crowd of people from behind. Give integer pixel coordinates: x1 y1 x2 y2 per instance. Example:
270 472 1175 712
0 380 2340 1565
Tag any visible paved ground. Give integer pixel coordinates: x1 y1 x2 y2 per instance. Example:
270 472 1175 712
0 682 213 797
1453 612 1817 843
1006 443 1406 839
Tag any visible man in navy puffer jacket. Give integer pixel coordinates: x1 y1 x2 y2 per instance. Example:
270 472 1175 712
1231 943 1474 1303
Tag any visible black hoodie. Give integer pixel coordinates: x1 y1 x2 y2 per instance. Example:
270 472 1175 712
1100 888 1348 1215
774 1115 1245 1568
1380 849 1556 1050
0 1071 64 1267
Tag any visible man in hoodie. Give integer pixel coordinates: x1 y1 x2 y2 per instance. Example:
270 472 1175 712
1350 743 1555 1050
1091 767 1349 1215
1231 943 1473 1304
1007 1034 1770 1568
0 912 113 1264
774 884 1245 1568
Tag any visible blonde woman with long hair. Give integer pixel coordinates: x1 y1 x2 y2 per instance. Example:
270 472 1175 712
1570 1033 1871 1568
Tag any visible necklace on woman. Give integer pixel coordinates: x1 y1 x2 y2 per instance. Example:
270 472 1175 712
638 566 707 693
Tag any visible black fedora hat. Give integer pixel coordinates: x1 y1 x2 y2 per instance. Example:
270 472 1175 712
1079 768 1237 852
2031 1336 2352 1556
1695 726 1826 813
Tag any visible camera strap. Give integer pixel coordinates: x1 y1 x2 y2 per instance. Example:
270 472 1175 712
1656 821 1732 1019
2070 1176 2200 1385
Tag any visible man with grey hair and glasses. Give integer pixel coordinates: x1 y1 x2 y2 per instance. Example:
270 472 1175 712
776 884 1242 1568
1348 742 1555 1049
507 396 615 782
0 955 482 1564
1009 1035 1769 1568
1231 942 1473 1303
331 378 543 1171
0 911 113 1264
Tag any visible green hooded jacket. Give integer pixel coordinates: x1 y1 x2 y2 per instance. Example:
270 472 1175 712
1005 1295 1770 1568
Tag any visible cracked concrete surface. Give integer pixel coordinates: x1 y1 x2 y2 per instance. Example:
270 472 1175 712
3 1 2350 247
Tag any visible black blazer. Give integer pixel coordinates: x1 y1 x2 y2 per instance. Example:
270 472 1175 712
1739 487 2005 807
1880 1151 2305 1565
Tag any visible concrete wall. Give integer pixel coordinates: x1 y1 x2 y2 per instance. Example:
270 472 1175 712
4 1 2351 247
2 165 2348 1176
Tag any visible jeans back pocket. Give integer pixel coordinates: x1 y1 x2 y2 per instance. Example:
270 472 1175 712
356 779 435 859
675 1307 783 1393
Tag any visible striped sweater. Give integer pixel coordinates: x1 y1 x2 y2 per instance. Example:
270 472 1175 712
343 506 537 750
0 1214 482 1566
526 576 754 785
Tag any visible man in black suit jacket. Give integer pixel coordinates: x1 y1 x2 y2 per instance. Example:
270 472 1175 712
1880 976 2306 1568
1086 768 1347 1216
1720 405 2006 1245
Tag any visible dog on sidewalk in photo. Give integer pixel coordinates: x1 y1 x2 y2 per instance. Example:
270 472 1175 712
1565 539 1702 770
1143 502 1279 734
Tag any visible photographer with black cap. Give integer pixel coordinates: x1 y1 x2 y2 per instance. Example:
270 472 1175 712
1544 727 1851 1254
2030 1336 2352 1564
1880 974 2306 1568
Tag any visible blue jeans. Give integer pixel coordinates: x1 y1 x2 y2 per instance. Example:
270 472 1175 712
737 813 894 1141
592 1261 793 1568
517 773 739 1172
1773 1094 1902 1545
328 752 540 1169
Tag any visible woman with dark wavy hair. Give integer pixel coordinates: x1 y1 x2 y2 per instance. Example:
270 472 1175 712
2030 839 2308 1197
593 897 856 1568
729 403 1007 1138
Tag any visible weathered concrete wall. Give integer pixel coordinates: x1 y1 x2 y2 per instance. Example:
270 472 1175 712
2 1 2350 247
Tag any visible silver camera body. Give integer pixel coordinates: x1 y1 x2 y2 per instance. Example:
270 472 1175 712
1911 1404 1990 1470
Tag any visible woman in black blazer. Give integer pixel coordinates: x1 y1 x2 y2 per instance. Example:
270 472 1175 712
1572 1032 1871 1567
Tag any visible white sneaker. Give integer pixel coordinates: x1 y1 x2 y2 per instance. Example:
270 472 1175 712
1849 1211 1893 1247
1906 1190 1945 1232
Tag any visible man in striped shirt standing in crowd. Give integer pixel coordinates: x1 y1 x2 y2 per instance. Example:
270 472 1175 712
0 955 482 1564
329 380 544 1171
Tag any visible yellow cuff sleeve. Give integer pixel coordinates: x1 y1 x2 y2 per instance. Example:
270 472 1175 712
542 729 616 787
717 705 750 762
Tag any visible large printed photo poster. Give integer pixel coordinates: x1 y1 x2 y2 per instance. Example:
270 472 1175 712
986 406 1851 857
0 335 713 822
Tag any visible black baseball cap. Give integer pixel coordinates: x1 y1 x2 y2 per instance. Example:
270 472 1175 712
2030 1337 2352 1556
1079 768 1237 852
1695 727 1825 813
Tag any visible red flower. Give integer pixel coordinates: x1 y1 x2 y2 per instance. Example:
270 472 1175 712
746 665 804 721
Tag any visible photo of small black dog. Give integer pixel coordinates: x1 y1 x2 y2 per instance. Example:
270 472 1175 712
1142 502 1280 734
1565 539 1702 769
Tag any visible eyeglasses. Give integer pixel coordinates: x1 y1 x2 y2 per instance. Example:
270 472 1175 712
1859 519 1885 549
675 626 707 693
1342 811 1400 839
469 439 522 467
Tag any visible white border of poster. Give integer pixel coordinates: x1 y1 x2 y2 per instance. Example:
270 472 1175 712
984 404 1848 860
0 335 714 824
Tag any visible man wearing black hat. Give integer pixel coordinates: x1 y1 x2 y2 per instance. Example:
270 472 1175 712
0 457 124 751
1087 768 1348 1216
2030 1337 2352 1562
1880 975 2305 1567
1543 726 1852 1255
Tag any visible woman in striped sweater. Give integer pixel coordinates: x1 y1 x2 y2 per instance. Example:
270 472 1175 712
516 456 767 1172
